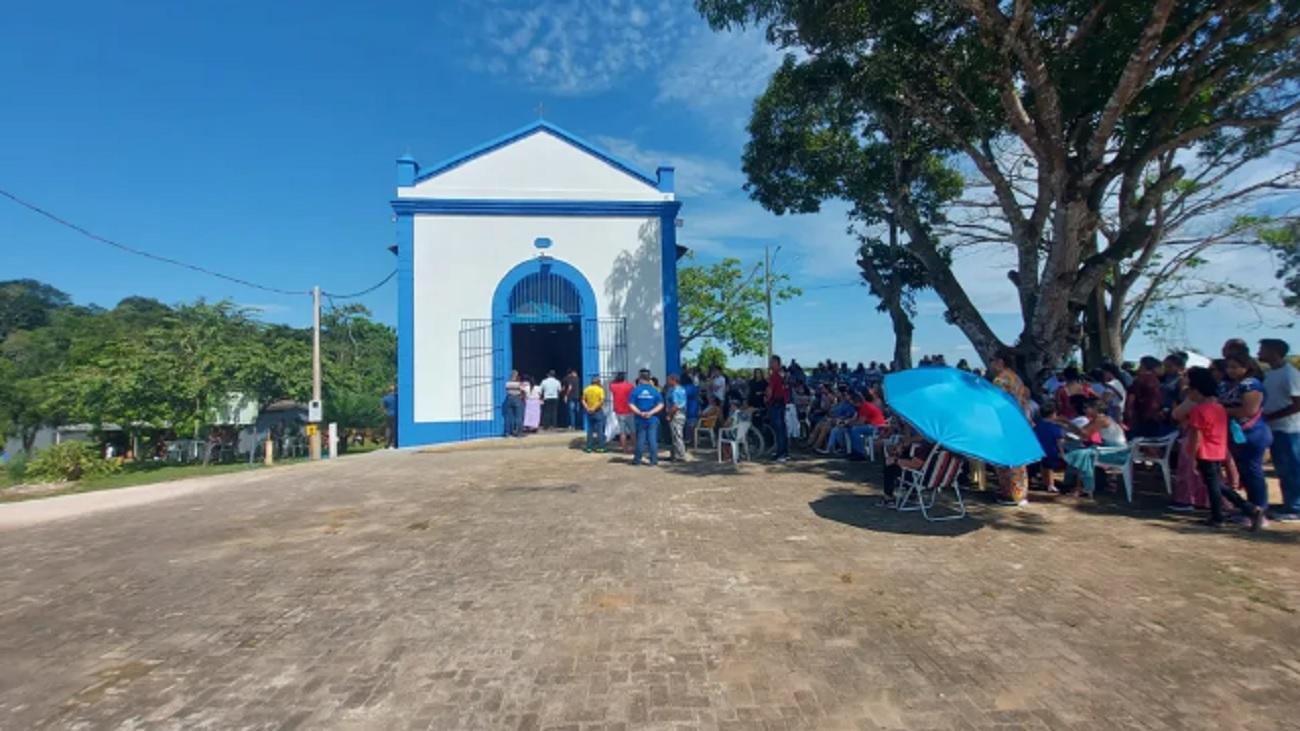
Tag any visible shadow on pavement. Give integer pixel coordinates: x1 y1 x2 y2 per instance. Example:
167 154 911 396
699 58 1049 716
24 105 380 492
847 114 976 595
807 493 984 537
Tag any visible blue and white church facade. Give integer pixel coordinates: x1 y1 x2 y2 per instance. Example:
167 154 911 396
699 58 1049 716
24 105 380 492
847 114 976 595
391 121 683 446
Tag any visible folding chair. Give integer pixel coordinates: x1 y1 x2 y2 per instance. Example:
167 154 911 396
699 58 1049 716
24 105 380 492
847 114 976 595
895 449 966 521
718 413 753 464
1130 433 1178 495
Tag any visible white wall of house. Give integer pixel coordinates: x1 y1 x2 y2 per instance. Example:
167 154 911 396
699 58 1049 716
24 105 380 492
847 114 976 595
410 214 665 423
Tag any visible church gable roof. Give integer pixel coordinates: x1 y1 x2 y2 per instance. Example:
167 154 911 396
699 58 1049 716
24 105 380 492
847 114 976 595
399 121 671 202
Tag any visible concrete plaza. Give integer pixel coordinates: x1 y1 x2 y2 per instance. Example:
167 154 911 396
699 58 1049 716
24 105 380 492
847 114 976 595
2 438 1298 730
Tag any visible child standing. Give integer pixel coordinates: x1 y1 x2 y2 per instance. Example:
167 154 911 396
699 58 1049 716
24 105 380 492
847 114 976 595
1033 402 1067 493
1183 367 1265 530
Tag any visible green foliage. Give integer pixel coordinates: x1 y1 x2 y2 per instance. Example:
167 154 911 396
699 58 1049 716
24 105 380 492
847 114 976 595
0 284 396 449
695 343 728 373
0 279 72 341
324 390 385 431
321 303 397 403
1260 221 1300 312
677 255 801 356
5 453 27 484
24 442 121 483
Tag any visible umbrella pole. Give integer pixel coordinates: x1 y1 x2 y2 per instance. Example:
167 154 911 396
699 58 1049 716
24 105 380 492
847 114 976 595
971 460 988 491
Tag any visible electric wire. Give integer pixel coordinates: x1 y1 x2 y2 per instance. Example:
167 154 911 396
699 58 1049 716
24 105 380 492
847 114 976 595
1 186 396 300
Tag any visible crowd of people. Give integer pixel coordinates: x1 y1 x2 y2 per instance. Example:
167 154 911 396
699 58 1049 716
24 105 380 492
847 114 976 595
500 368 593 435
534 337 1299 532
1023 338 1300 529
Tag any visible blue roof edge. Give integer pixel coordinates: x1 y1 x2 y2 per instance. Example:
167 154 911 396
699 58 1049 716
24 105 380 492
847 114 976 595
409 120 661 188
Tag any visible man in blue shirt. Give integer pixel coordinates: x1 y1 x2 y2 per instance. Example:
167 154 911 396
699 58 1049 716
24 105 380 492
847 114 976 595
629 371 665 466
683 374 701 448
666 374 688 462
380 384 398 449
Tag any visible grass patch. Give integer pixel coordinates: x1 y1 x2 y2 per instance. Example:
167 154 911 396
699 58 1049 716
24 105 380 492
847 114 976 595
0 445 379 504
0 459 301 503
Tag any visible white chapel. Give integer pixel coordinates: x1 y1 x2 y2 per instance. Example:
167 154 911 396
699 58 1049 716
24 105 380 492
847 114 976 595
390 121 683 446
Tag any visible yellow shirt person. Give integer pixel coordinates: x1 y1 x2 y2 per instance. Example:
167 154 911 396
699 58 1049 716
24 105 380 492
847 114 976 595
582 381 606 412
582 378 608 453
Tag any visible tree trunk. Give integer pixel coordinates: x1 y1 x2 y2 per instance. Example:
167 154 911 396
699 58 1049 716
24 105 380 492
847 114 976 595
1081 283 1110 370
891 314 914 371
896 210 1008 365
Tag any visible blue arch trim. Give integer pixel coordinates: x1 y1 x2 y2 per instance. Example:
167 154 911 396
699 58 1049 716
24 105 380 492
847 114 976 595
410 121 659 187
490 257 599 435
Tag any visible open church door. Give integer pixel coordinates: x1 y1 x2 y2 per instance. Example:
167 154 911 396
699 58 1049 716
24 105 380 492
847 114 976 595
459 318 500 441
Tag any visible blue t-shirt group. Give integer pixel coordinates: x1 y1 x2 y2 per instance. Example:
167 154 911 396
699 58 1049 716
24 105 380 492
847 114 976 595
684 383 700 420
630 383 664 420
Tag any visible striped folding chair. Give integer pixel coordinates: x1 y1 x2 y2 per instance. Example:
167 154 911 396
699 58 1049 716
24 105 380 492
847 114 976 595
896 448 967 521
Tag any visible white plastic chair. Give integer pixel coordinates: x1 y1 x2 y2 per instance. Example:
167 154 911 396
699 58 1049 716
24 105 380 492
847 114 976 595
1130 433 1178 495
718 413 753 464
691 413 722 447
1095 446 1136 502
865 418 897 462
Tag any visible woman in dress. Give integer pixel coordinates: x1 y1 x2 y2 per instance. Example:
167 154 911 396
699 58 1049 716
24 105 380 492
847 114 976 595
522 375 542 433
1220 353 1273 520
989 349 1033 506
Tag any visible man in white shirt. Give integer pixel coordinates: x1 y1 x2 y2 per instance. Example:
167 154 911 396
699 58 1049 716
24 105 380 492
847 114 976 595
1259 339 1300 520
540 370 562 430
709 366 727 404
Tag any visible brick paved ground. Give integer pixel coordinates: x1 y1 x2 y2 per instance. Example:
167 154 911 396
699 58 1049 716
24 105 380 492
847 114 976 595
2 438 1299 730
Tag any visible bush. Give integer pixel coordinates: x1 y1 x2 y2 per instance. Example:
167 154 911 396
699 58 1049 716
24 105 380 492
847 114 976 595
4 454 27 484
24 442 121 483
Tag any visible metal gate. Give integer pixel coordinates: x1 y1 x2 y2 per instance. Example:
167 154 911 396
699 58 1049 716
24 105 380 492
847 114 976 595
459 318 499 441
585 317 627 383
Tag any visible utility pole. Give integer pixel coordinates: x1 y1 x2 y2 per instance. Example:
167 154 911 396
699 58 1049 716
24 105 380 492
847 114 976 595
764 244 781 362
309 285 322 460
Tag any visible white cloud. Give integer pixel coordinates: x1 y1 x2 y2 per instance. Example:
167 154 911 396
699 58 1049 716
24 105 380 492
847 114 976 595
592 135 745 196
457 0 782 127
464 1 688 96
655 25 783 113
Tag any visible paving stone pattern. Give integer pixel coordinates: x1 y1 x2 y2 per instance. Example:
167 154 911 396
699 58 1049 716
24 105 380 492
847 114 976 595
2 441 1299 730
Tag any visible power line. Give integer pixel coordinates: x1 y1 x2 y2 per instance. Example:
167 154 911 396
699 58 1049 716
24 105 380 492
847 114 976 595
801 281 862 291
323 270 396 299
2 186 395 300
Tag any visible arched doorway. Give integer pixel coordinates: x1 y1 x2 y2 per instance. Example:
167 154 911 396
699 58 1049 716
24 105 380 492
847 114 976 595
504 270 586 386
458 257 627 440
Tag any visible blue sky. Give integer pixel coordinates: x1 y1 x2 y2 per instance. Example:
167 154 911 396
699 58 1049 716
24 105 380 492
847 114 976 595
2 0 1293 367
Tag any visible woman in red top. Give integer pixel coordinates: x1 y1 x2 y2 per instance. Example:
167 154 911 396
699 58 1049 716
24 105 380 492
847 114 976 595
1182 367 1264 530
1054 367 1096 420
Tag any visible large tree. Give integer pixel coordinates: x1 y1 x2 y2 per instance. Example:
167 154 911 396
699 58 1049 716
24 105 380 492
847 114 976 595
699 0 1300 373
738 55 961 369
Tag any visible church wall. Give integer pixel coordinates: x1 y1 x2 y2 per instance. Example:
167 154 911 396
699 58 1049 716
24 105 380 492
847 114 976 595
410 214 666 424
399 133 668 202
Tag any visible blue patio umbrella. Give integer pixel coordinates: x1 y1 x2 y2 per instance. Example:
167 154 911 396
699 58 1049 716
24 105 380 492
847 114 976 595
882 366 1044 468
